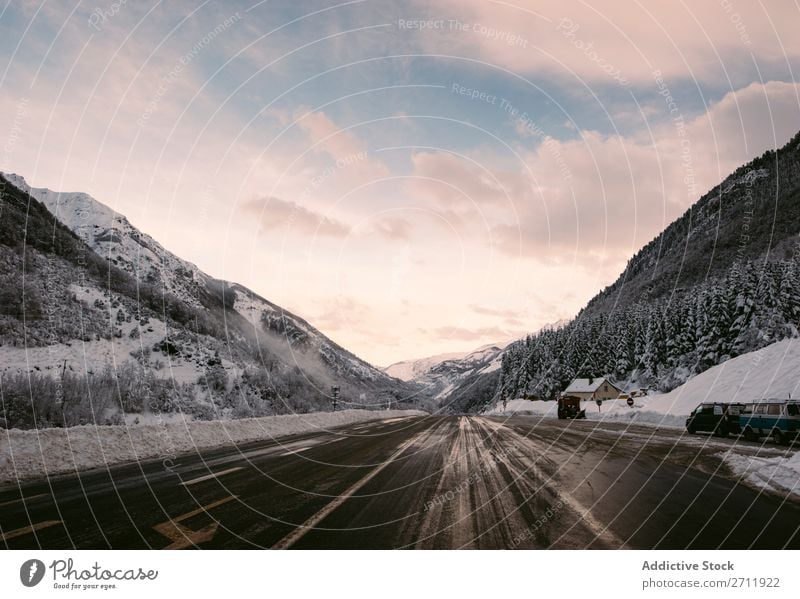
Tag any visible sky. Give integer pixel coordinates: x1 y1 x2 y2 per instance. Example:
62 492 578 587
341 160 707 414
1 0 799 366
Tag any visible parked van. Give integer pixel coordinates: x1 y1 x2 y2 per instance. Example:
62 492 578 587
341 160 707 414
685 403 744 437
739 400 800 444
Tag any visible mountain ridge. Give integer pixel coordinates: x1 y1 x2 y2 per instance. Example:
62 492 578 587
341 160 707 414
0 172 421 428
488 130 800 410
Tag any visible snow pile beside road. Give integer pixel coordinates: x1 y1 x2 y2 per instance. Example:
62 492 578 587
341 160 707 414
643 338 800 415
488 338 800 428
720 451 800 498
485 398 557 417
604 337 800 427
486 398 686 428
0 409 424 483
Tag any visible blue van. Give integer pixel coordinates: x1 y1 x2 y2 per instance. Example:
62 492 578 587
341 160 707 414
739 400 800 445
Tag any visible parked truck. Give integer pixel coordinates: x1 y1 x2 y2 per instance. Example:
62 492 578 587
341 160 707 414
557 395 586 420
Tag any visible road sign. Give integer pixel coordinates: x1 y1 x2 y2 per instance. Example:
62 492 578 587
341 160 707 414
331 386 340 411
627 397 634 407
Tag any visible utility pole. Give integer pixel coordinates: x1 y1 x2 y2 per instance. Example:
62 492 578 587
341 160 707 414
56 359 67 405
331 385 340 411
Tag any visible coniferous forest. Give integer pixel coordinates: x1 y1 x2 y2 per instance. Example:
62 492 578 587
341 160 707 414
495 132 800 404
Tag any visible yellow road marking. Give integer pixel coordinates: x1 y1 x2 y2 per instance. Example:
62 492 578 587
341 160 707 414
171 495 237 523
0 493 47 508
152 495 237 550
181 467 243 487
0 520 62 542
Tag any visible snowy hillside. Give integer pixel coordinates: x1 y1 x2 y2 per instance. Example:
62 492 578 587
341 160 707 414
640 337 800 416
3 173 394 386
3 173 212 309
231 283 388 384
0 173 415 428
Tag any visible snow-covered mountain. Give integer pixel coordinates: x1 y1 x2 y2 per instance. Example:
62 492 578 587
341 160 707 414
417 342 510 403
387 319 571 385
383 351 470 382
495 130 800 411
4 173 215 310
0 173 414 425
389 320 570 412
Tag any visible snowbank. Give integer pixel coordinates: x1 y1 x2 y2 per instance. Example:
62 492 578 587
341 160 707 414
720 451 800 498
646 338 800 412
488 338 800 428
0 409 424 483
485 398 685 428
485 398 557 417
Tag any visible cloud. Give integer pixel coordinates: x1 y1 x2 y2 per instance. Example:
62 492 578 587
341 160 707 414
367 216 413 240
293 107 365 159
242 197 417 243
290 107 391 186
308 296 373 332
469 304 523 319
404 81 800 272
411 0 800 85
408 151 508 207
428 325 525 342
242 196 351 238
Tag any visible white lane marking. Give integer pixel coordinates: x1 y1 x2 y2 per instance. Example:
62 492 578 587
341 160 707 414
280 446 312 457
0 493 47 508
324 438 345 445
0 520 62 542
181 467 243 487
273 430 425 549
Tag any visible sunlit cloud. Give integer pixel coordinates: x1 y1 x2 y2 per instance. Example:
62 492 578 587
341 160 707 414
411 0 800 85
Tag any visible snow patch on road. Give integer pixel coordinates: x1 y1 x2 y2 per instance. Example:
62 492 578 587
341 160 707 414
720 451 800 498
0 409 424 483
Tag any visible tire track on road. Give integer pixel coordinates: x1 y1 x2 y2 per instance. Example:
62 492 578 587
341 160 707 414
477 418 625 548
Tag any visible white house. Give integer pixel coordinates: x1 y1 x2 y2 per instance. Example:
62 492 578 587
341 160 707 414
562 376 623 401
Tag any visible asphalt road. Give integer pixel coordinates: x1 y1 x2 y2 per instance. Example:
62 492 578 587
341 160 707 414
2 415 799 549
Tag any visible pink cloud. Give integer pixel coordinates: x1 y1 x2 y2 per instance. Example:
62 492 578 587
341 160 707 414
412 0 800 84
403 81 800 274
242 196 351 238
293 108 366 159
